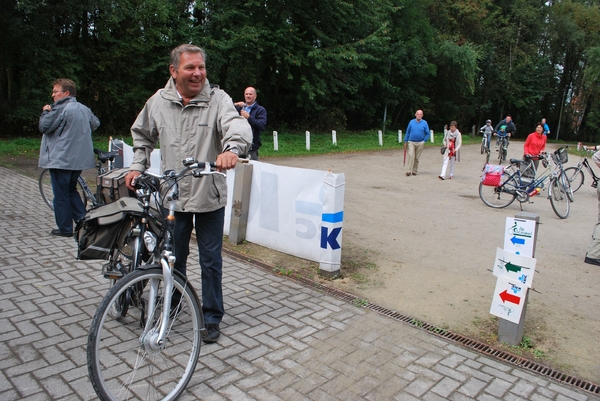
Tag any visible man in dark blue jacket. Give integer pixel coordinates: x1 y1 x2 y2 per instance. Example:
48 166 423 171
235 87 267 160
39 78 100 237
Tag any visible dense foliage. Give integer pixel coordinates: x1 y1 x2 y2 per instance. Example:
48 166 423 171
2 0 600 142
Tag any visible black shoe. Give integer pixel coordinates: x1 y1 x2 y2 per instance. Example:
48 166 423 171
51 229 73 237
584 256 600 266
203 323 220 343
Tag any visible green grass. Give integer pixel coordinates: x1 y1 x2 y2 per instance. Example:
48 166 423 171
260 130 464 158
0 136 133 159
0 130 585 160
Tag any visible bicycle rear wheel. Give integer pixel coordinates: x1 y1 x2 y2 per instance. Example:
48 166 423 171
39 169 87 210
479 176 518 209
549 176 570 219
564 166 584 193
87 268 202 401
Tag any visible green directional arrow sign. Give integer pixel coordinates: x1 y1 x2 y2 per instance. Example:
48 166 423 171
504 261 523 273
493 248 536 289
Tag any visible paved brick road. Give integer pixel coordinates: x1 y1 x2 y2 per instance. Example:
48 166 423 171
0 166 598 400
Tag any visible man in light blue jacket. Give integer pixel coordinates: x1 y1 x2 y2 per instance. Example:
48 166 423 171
404 109 430 176
39 78 100 237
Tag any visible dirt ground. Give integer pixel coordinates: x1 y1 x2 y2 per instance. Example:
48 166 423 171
5 142 599 384
256 142 600 384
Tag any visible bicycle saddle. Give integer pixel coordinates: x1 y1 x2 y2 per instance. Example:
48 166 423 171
94 148 120 163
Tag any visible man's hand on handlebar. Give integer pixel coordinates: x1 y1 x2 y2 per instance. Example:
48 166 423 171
216 151 239 172
125 170 141 191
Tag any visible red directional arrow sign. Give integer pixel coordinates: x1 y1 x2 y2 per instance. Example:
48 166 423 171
499 290 521 305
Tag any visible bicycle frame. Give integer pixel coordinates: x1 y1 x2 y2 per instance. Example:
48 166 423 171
136 160 224 345
501 154 560 200
77 175 98 206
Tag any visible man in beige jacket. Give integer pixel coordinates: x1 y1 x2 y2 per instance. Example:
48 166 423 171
126 44 252 343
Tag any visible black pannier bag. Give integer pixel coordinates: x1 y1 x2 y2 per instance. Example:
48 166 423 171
76 197 144 260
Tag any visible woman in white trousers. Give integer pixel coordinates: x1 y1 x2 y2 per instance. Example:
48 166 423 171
439 121 462 180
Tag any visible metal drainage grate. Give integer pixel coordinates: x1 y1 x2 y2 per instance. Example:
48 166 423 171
224 248 600 396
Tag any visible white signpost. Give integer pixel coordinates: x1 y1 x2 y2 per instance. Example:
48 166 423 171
490 214 540 344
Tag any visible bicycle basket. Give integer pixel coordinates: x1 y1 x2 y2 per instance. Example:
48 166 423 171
75 197 144 260
553 148 568 164
481 164 504 186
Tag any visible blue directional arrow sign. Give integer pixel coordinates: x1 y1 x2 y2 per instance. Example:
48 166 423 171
503 218 536 258
510 236 525 245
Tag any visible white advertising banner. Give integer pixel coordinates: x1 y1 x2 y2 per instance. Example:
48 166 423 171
117 141 162 175
225 161 345 271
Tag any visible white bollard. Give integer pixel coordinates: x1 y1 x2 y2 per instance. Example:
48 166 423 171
319 172 345 278
398 130 403 143
378 130 383 146
306 131 310 151
430 129 434 143
273 131 279 151
332 130 337 145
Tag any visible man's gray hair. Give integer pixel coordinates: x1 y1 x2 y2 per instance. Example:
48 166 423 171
170 44 206 71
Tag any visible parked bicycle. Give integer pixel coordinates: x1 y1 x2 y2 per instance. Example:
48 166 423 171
39 148 119 210
479 147 573 219
86 158 226 401
564 146 600 193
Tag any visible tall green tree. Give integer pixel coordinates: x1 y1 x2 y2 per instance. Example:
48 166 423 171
196 0 397 129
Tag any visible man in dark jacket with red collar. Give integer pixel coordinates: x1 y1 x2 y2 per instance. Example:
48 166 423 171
235 87 267 160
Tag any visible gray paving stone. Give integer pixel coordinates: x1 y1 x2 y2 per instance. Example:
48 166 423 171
549 382 592 401
431 376 462 398
404 377 437 398
459 377 488 397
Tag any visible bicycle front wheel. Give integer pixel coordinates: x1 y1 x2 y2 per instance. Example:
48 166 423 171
479 176 517 209
481 139 485 154
549 176 570 219
87 268 203 401
564 167 584 193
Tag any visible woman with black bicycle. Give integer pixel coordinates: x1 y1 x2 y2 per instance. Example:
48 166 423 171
522 123 547 176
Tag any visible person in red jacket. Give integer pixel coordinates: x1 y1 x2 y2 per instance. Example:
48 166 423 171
522 123 547 177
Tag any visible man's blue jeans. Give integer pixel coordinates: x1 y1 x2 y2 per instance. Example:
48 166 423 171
49 169 86 233
173 208 225 325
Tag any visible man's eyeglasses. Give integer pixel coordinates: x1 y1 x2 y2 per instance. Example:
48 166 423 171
51 90 65 94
